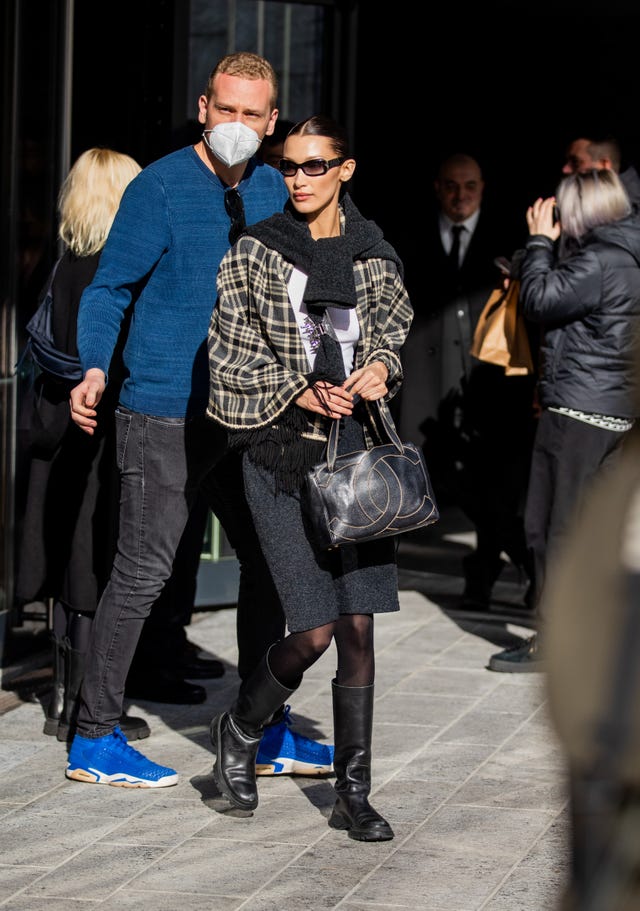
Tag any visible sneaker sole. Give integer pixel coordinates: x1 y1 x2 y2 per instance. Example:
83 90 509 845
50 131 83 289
255 760 333 776
65 767 178 788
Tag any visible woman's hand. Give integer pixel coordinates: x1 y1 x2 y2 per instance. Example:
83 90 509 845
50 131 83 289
526 196 561 241
343 361 388 402
295 361 389 416
296 381 354 418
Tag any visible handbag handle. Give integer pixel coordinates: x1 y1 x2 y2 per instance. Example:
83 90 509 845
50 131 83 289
326 400 403 471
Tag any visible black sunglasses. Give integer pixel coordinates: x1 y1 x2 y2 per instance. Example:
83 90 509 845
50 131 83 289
278 157 344 178
224 188 246 245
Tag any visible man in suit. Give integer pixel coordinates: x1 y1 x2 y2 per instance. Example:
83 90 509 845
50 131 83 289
399 153 502 460
399 152 536 609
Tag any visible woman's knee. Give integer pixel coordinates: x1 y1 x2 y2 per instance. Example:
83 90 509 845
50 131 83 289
303 626 334 659
338 613 373 649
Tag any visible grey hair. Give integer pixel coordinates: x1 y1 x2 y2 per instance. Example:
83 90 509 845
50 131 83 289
556 169 631 239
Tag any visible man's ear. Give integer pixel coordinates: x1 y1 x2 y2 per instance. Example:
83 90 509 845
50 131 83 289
264 109 279 138
197 95 208 125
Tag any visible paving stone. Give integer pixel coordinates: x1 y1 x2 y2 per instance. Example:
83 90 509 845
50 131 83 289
0 581 572 910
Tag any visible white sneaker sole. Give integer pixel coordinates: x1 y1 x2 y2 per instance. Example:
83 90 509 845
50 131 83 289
255 759 333 776
66 767 178 788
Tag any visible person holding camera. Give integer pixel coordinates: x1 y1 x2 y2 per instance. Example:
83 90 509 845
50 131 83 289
489 168 640 672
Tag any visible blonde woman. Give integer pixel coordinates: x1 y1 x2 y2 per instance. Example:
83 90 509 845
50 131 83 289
490 168 640 671
16 148 147 742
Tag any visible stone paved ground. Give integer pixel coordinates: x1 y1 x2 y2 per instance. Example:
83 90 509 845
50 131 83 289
0 560 570 910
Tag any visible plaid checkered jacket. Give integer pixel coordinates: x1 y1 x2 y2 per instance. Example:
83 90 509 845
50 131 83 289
207 235 413 444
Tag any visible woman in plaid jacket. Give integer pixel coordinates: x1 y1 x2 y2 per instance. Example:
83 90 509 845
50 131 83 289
206 115 413 841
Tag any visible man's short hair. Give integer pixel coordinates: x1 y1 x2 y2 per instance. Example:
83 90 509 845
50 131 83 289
585 136 622 173
206 52 278 108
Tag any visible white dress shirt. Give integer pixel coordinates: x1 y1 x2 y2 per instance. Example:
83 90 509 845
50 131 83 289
438 209 481 266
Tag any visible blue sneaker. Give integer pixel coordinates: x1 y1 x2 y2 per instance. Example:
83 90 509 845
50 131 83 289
256 705 334 776
66 726 178 788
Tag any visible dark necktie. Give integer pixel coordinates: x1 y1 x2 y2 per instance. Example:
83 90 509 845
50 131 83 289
448 224 464 269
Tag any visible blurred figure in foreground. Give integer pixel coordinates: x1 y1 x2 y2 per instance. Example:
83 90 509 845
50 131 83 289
544 421 640 911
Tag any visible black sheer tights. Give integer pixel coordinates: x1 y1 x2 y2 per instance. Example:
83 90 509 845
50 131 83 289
267 613 374 689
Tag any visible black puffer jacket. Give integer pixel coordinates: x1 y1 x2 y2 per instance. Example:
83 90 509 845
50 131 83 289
520 215 640 418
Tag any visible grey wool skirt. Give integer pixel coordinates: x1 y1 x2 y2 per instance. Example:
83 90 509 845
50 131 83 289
242 454 401 633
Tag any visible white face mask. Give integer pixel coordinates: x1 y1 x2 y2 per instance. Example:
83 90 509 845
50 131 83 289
203 122 261 167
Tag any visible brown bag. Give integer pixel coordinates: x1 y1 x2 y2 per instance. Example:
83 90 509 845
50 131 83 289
469 279 534 376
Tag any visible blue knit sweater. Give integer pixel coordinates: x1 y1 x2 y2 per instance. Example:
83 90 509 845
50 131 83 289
77 146 288 417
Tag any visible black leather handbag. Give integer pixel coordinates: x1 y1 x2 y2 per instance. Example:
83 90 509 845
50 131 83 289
303 402 439 550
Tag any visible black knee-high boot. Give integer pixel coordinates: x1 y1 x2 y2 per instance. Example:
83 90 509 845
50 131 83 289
43 635 67 736
329 680 394 841
210 650 297 810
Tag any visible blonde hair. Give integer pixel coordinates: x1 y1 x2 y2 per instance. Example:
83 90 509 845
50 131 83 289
58 147 141 257
556 168 631 239
206 51 278 108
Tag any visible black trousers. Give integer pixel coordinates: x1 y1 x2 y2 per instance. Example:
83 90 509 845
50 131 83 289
524 409 626 620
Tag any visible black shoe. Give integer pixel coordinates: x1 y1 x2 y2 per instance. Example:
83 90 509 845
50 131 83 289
488 635 544 673
56 711 151 742
115 713 151 740
125 669 207 704
177 640 225 680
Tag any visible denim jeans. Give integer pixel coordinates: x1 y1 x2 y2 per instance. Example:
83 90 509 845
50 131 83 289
76 410 285 737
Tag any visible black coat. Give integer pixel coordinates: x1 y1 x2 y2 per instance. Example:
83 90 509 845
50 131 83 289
15 250 122 612
521 215 640 418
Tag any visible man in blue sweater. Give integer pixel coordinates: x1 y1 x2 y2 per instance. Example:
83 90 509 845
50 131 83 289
65 52 334 787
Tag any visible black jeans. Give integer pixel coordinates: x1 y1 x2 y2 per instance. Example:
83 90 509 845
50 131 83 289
524 409 626 620
76 411 284 737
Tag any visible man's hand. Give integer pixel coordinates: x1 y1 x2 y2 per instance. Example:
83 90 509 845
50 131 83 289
69 368 107 435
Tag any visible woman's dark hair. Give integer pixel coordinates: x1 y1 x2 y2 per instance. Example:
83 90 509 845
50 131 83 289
287 114 351 160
